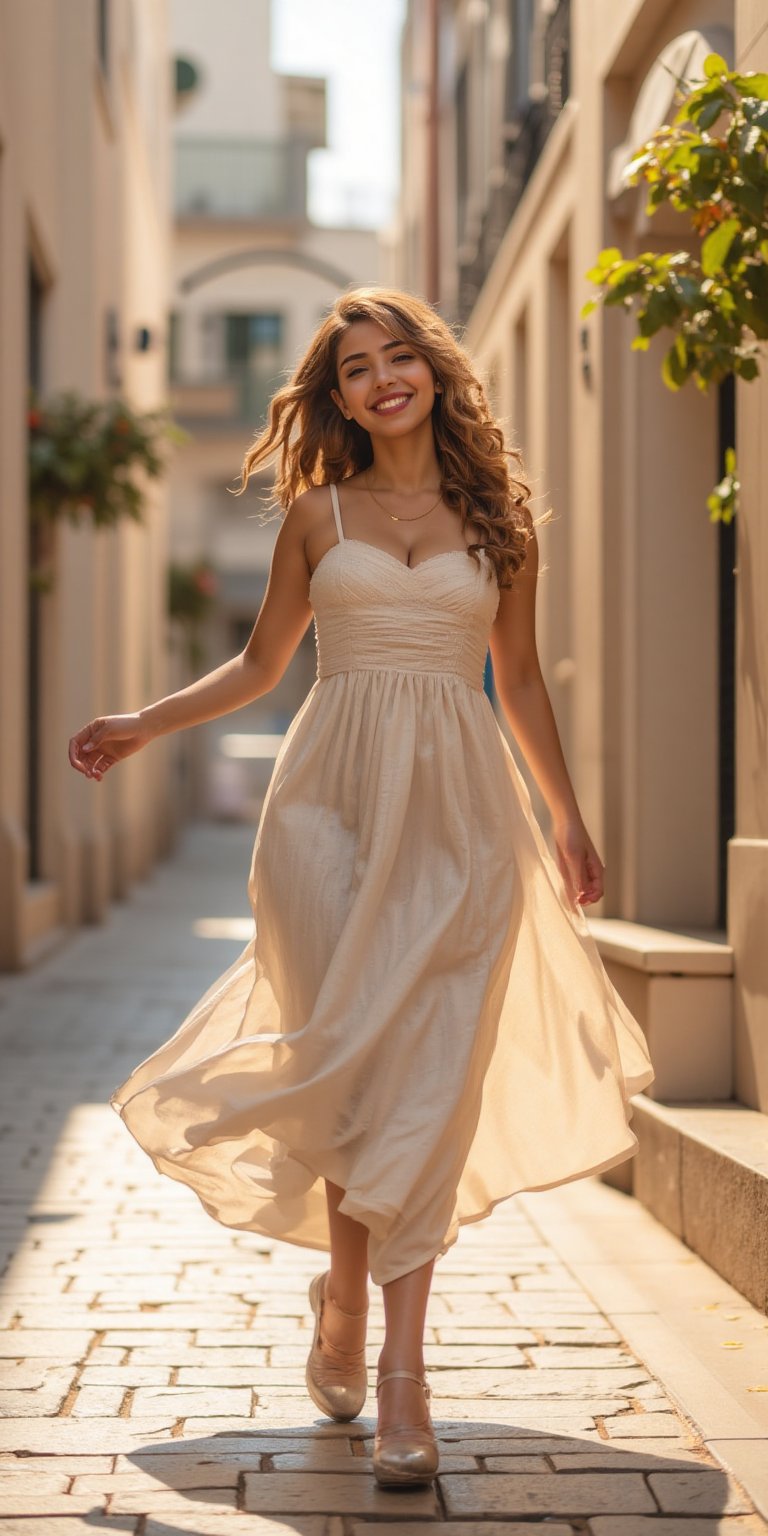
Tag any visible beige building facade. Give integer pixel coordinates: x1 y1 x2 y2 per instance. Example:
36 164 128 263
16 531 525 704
0 0 174 969
393 0 768 1307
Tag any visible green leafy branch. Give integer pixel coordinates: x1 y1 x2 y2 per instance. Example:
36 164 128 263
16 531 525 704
29 390 187 531
582 52 768 523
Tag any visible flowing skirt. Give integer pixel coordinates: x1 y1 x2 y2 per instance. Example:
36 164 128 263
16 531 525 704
111 671 654 1285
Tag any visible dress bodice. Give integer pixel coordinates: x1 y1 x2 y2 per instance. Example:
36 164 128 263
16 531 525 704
310 486 500 692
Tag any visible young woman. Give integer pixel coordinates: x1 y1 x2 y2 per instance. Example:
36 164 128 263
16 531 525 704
69 286 654 1488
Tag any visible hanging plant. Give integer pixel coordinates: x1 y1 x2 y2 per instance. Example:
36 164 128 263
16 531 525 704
582 53 768 523
168 559 219 669
28 391 187 588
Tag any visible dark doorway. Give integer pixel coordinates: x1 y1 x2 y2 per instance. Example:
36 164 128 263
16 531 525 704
717 374 736 931
27 258 45 882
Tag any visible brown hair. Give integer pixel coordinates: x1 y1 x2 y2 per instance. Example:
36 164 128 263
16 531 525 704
234 285 548 588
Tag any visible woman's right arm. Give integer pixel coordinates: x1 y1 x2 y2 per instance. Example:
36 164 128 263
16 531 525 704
69 491 319 781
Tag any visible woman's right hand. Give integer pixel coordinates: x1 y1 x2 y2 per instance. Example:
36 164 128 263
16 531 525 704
68 713 151 782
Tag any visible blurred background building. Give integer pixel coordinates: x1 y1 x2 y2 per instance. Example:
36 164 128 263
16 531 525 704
167 0 379 823
0 0 173 968
0 0 380 970
390 0 767 1309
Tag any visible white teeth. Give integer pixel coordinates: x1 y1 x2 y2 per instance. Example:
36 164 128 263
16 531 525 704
374 396 410 412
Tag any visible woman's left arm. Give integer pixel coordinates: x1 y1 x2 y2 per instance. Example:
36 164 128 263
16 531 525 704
488 529 605 909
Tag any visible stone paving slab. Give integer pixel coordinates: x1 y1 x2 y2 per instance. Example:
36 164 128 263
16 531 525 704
441 1470 659 1515
587 1522 768 1536
0 823 765 1532
0 1521 136 1535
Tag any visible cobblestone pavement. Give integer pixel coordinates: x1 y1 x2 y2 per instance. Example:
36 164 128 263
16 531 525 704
0 824 766 1534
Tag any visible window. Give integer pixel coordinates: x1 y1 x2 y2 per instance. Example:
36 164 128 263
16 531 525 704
225 312 283 365
456 63 469 245
224 313 284 425
168 311 180 383
505 0 534 122
97 0 110 75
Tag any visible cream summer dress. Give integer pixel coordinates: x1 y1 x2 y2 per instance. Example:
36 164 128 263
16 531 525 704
111 482 655 1286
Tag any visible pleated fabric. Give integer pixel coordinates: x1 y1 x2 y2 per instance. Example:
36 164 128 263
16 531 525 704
111 484 655 1285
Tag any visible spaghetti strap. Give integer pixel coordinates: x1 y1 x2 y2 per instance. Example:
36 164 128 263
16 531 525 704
329 483 345 545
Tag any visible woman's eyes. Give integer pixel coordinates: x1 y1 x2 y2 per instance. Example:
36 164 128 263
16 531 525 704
348 353 413 378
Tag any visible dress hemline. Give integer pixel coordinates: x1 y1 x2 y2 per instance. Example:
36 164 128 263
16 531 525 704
109 1091 646 1287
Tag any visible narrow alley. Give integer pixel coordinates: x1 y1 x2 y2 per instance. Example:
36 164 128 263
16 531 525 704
1 825 766 1533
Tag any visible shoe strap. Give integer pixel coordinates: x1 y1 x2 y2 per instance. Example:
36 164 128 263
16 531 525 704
376 1369 430 1395
322 1274 369 1320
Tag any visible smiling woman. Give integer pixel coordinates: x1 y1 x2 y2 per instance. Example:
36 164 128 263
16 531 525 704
69 284 654 1490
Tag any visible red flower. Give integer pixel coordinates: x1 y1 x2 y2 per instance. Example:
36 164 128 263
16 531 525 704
28 410 42 430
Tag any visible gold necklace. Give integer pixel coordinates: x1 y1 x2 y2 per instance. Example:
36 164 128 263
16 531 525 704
364 467 443 522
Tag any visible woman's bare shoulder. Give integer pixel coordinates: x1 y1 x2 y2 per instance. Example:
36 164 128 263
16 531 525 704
285 483 336 526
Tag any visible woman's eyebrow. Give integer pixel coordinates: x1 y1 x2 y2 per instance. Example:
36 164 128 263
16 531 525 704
339 340 405 371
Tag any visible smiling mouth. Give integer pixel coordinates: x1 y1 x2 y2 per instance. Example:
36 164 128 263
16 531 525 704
371 395 413 415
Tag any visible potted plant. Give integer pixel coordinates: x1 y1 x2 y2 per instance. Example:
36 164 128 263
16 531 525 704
28 391 187 589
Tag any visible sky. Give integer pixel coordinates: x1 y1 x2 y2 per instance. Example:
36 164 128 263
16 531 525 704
270 0 407 230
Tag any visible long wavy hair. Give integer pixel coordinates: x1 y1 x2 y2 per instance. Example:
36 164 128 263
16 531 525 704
234 286 548 588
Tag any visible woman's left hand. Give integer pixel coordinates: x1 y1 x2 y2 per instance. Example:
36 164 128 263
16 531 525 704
552 814 605 909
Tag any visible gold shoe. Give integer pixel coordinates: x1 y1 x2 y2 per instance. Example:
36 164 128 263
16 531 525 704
305 1271 368 1422
373 1369 439 1487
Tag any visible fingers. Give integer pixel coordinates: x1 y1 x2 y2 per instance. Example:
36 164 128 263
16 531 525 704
577 852 604 906
86 753 109 781
554 830 605 909
68 719 109 779
71 745 107 780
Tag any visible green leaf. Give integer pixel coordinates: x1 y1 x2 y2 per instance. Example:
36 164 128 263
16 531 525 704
730 180 765 222
580 299 597 318
670 271 703 309
735 354 760 379
605 272 650 305
732 289 768 338
704 53 728 80
701 217 741 275
606 259 642 287
675 333 689 363
661 340 688 389
631 335 651 350
698 96 729 130
743 100 768 129
731 71 768 101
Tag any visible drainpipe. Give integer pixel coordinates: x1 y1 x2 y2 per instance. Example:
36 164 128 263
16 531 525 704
425 0 440 305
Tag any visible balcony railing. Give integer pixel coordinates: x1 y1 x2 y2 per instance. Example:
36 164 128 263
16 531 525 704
457 0 571 322
170 364 279 433
174 137 308 223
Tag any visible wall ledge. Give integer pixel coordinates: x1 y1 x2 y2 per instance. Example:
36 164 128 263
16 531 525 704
588 916 734 975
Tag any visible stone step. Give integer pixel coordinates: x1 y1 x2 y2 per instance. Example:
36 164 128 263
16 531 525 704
588 917 734 1102
613 1094 768 1318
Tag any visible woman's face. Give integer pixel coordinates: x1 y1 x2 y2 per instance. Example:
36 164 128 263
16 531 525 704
330 319 440 435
